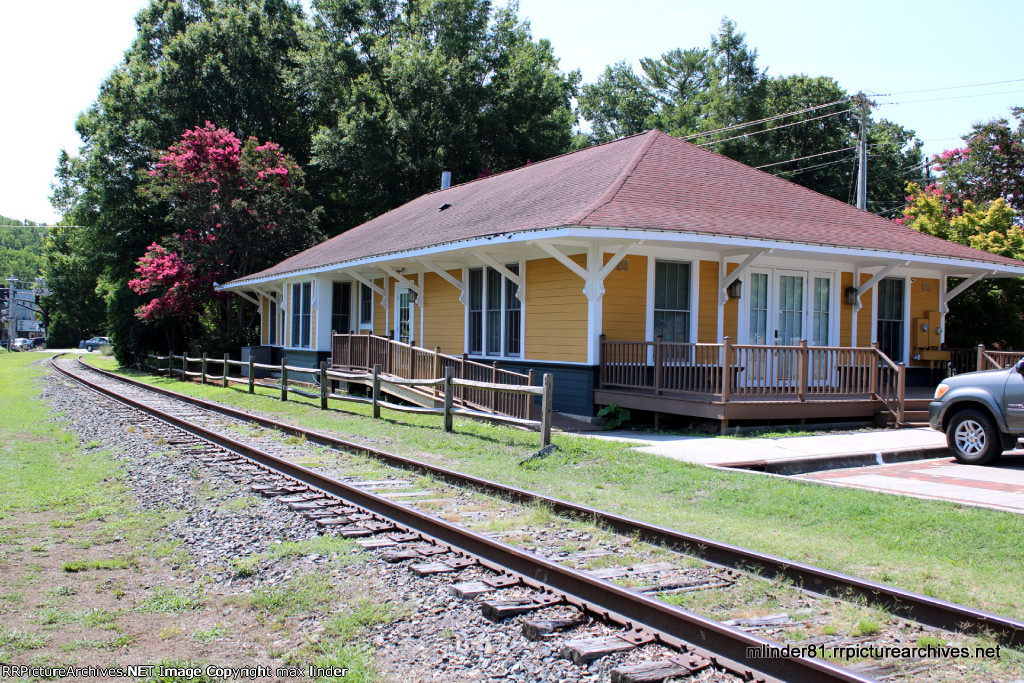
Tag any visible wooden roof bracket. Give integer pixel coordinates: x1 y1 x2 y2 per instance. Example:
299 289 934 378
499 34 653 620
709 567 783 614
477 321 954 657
347 271 389 311
718 249 771 306
477 252 526 303
534 240 637 300
940 271 993 313
853 261 909 313
419 259 467 305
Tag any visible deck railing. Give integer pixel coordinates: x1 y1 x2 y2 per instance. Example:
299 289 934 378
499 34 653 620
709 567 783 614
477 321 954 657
600 335 906 422
331 333 535 420
976 344 1024 372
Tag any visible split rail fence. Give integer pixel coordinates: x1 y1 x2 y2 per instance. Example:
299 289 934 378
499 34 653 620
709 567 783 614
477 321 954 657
143 351 554 447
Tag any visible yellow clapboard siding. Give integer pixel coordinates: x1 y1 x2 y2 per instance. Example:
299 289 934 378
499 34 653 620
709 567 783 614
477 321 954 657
602 254 647 342
723 263 738 341
423 271 464 355
839 272 853 347
856 273 873 347
526 255 588 362
373 278 389 337
698 261 718 343
908 277 940 367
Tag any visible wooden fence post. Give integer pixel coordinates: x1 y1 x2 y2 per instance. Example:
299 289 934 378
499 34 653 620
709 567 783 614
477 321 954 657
443 366 454 433
372 363 382 419
797 339 808 402
320 360 329 410
721 337 732 403
167 352 172 378
201 353 208 385
434 346 442 398
869 341 880 396
598 334 606 389
528 369 538 421
181 354 187 382
897 362 906 424
248 356 255 394
654 335 664 395
541 373 554 448
222 353 229 388
977 344 985 372
280 358 288 401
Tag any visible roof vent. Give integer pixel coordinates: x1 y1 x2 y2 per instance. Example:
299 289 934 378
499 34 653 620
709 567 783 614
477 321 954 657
439 203 452 211
441 168 452 190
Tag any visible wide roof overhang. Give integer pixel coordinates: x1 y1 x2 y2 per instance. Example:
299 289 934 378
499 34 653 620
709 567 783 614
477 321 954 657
217 225 1024 292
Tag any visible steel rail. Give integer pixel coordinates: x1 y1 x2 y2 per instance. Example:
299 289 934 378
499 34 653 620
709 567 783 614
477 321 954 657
53 356 878 683
74 357 1024 648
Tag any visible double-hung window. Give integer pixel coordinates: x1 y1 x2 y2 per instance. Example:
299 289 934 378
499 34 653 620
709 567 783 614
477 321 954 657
358 283 373 329
290 281 312 348
653 260 691 342
468 264 520 357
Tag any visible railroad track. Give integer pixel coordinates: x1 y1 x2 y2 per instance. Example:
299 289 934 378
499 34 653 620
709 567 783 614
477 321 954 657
49 356 1024 682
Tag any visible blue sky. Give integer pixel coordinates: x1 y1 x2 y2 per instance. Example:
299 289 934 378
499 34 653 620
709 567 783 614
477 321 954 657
1 0 1021 223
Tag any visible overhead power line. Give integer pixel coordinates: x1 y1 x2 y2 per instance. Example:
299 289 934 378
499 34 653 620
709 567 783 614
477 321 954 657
877 77 1024 97
754 147 857 170
876 88 1024 107
696 108 855 147
681 98 853 141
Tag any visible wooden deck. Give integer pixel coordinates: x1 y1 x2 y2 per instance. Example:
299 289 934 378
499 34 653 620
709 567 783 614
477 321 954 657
597 336 914 427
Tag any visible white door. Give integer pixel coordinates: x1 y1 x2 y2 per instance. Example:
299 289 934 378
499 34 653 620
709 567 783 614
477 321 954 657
395 287 415 344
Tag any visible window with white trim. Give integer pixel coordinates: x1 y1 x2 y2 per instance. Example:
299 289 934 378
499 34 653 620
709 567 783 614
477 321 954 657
290 281 312 348
268 298 278 345
653 260 691 342
468 265 520 357
358 283 373 328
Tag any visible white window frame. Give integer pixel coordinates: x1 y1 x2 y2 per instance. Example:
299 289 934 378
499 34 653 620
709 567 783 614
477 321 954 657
394 285 416 344
464 261 524 359
738 267 838 347
358 282 374 331
289 280 313 349
871 275 910 363
645 257 698 344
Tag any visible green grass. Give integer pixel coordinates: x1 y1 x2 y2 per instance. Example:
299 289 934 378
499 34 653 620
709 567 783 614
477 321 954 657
0 354 122 514
137 586 203 613
85 354 1024 619
62 556 136 573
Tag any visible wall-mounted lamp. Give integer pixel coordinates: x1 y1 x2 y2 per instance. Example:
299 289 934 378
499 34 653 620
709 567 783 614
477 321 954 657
844 286 859 306
409 291 418 304
727 279 742 299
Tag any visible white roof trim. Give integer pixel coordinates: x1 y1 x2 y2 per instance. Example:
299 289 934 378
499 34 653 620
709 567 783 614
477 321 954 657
217 225 1024 291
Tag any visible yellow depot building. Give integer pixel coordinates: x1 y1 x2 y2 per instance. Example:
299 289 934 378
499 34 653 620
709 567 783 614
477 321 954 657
221 131 1024 427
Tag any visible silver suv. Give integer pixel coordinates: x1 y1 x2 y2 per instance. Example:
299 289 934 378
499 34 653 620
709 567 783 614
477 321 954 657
929 360 1024 464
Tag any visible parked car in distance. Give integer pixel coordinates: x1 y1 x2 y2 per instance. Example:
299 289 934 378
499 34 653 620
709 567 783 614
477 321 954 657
84 336 111 353
32 337 47 349
929 359 1024 465
12 338 33 351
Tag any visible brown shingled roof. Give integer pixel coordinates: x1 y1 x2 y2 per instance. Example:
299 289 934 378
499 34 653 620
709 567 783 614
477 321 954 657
227 130 1021 286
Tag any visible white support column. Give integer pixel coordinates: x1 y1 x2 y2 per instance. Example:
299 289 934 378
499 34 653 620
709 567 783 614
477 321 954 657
850 269 859 347
939 276 948 344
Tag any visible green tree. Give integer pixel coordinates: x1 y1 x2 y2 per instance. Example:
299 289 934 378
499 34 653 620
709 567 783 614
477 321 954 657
900 183 1024 347
0 216 46 281
576 18 922 208
51 0 311 362
44 226 106 347
299 0 579 229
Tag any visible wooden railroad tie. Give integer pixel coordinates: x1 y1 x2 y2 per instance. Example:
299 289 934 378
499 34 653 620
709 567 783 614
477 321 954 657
481 592 561 621
561 628 655 665
609 653 712 682
521 617 585 641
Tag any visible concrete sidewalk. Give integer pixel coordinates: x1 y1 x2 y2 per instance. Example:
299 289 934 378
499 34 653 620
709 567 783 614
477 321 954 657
582 426 950 468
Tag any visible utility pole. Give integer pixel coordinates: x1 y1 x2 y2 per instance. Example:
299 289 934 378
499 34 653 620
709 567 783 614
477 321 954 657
5 276 15 345
855 92 868 211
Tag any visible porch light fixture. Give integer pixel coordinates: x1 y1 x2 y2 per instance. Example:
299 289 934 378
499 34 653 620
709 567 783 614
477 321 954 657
844 286 859 306
727 279 742 299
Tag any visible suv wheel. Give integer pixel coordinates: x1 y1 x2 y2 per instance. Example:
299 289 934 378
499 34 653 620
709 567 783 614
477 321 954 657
86 345 94 352
946 409 1003 465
